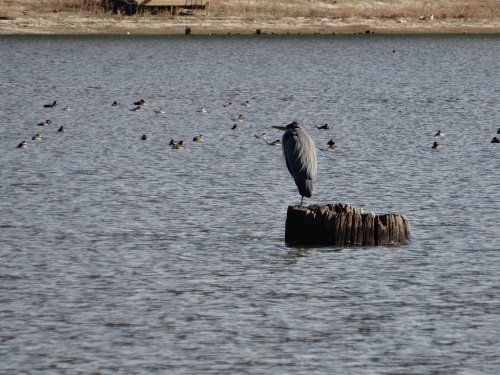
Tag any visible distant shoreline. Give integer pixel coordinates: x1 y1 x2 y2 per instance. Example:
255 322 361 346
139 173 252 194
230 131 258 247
1 14 500 36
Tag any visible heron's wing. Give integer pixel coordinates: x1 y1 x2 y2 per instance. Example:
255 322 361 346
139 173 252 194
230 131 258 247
283 130 317 198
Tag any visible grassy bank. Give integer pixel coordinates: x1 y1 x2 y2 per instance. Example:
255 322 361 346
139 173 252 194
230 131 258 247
2 0 500 20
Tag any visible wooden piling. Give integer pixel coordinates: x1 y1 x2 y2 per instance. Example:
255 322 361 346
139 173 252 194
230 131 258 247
285 204 410 246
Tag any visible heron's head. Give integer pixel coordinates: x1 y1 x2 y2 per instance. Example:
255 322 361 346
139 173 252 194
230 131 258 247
272 121 300 132
286 121 300 130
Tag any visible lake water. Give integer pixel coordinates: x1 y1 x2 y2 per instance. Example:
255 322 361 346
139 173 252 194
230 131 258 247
1 34 499 374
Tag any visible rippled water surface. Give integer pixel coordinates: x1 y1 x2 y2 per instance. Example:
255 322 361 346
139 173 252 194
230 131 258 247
1 34 499 374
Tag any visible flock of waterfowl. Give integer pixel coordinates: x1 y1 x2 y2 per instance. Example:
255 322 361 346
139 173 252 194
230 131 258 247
16 103 71 149
16 99 499 151
16 98 340 152
432 127 500 149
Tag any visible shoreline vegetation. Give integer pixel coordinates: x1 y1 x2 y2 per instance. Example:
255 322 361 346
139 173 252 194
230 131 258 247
1 0 500 35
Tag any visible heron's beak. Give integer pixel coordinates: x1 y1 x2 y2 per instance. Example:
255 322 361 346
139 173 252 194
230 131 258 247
272 125 286 131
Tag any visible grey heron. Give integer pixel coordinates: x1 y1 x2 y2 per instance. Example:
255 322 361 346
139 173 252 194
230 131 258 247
273 121 317 205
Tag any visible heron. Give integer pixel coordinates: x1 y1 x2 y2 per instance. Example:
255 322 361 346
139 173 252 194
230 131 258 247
273 121 317 206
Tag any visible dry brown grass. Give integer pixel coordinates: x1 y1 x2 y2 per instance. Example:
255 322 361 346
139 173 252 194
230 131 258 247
1 0 499 20
208 0 500 20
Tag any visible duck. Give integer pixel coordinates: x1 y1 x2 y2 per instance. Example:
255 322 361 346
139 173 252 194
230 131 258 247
134 99 146 106
43 100 57 108
497 128 500 134
169 139 186 149
223 102 233 108
37 119 52 127
236 114 245 122
57 125 68 132
17 140 28 149
320 145 337 152
170 140 187 149
491 137 500 144
266 139 282 146
154 107 166 114
130 106 143 112
61 105 72 111
316 123 331 130
320 139 337 152
432 141 442 149
196 107 208 113
241 100 251 107
435 129 445 137
141 134 149 141
255 133 268 140
193 135 205 142
32 133 44 141
111 100 119 106
231 123 240 131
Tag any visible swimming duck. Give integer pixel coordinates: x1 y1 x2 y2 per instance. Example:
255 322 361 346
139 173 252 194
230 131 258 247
38 119 52 127
432 141 442 149
57 126 68 132
435 129 445 137
266 139 282 146
61 105 72 111
196 107 208 113
326 139 336 147
497 128 500 134
154 107 166 114
32 133 43 141
43 100 57 108
231 123 240 131
17 140 28 149
193 135 205 142
223 102 233 108
131 106 143 112
491 137 500 143
255 133 268 140
169 139 185 149
134 99 146 106
170 140 187 149
141 134 149 141
320 145 337 152
236 114 245 122
111 100 119 106
241 100 251 107
316 123 331 130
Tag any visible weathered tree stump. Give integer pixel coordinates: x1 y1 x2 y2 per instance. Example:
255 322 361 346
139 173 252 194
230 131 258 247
285 204 411 246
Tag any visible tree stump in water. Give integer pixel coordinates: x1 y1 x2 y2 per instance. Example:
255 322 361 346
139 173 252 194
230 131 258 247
285 204 410 246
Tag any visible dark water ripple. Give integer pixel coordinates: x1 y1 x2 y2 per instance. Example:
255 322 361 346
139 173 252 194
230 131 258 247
1 34 500 374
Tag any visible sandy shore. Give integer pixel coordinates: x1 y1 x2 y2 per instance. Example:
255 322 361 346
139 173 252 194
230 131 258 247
1 12 500 36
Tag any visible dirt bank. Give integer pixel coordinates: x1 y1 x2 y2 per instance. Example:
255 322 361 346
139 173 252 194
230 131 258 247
1 0 499 36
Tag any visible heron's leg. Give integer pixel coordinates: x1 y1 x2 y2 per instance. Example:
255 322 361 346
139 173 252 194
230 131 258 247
300 196 304 206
